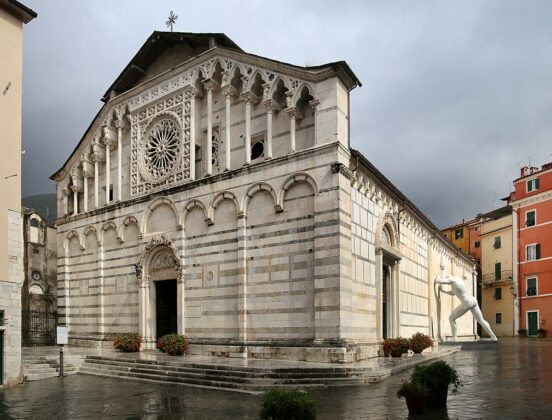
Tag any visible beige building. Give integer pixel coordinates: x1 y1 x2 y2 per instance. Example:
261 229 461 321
52 31 475 363
480 206 514 337
0 0 36 386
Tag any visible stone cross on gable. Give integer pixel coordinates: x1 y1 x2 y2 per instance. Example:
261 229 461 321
166 11 178 32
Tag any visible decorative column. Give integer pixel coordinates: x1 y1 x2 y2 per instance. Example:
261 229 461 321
189 90 197 181
98 242 105 338
116 119 125 201
262 86 280 160
177 272 186 336
93 156 99 208
206 84 213 176
104 139 111 205
83 174 88 212
309 98 320 146
244 97 252 165
72 187 78 216
285 92 302 154
222 84 235 171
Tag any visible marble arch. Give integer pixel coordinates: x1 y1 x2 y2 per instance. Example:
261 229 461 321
142 196 181 235
182 198 211 226
277 172 318 211
208 191 240 223
242 182 280 215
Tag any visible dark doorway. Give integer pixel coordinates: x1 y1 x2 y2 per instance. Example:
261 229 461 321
382 265 390 339
156 280 177 340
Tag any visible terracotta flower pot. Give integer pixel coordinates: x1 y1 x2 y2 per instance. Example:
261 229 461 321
391 350 403 358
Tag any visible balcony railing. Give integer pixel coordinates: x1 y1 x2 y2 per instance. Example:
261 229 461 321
482 270 513 286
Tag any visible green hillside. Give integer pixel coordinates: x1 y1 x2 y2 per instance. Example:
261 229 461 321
22 193 57 225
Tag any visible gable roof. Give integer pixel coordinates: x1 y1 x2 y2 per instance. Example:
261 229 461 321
101 31 243 102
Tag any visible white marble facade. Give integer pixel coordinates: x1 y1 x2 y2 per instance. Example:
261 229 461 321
52 33 475 363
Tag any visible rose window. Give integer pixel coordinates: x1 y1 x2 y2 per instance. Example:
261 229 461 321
144 119 181 180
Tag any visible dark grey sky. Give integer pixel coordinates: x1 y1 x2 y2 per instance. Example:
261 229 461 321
21 0 552 228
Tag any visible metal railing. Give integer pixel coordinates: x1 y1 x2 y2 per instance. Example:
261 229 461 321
22 311 58 346
482 270 513 286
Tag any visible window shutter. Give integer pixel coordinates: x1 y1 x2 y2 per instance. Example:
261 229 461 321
495 262 501 280
536 244 541 260
535 178 540 189
526 211 535 227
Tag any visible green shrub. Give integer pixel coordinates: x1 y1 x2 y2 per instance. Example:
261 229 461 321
397 380 426 399
157 334 188 356
260 388 317 420
113 333 142 353
411 360 461 408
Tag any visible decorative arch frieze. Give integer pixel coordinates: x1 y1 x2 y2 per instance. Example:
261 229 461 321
82 225 99 249
120 215 142 242
242 182 280 216
142 196 182 235
182 198 212 227
64 229 82 252
277 172 318 211
208 191 241 223
100 221 122 245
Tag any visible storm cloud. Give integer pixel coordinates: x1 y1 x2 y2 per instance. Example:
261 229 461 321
21 0 552 227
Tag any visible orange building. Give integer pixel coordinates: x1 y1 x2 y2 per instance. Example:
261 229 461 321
509 163 552 336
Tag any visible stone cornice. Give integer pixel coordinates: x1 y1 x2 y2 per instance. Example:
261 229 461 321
510 189 552 209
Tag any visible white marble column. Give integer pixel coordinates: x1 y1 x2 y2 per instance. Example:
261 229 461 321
83 175 88 212
94 158 99 208
104 140 111 204
206 85 213 176
72 187 78 216
177 274 186 335
117 122 123 201
237 214 248 343
225 92 232 170
244 97 252 165
289 111 296 153
309 98 320 146
189 91 196 181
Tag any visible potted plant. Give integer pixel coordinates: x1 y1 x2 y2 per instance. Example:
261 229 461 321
411 360 461 408
518 328 528 337
410 332 433 354
397 380 427 415
113 333 142 353
383 338 411 358
537 328 547 338
260 388 317 420
157 334 189 356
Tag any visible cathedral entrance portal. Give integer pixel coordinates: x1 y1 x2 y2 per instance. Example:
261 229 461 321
155 279 177 339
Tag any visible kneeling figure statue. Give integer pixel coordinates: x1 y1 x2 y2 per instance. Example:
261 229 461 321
435 265 497 341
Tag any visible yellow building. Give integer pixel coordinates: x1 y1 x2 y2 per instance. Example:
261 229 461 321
480 206 514 337
442 222 471 253
0 0 36 386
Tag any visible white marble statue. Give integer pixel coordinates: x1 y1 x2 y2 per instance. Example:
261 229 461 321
435 265 498 341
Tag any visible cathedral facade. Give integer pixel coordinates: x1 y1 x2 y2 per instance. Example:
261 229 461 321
52 32 474 363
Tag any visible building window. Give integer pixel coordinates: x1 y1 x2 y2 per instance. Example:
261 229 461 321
0 310 4 326
526 244 541 261
474 241 480 248
526 277 538 296
475 226 480 232
251 140 264 160
494 287 502 300
527 178 540 193
495 262 501 280
493 236 501 249
525 210 536 227
109 185 114 202
455 228 463 240
495 313 502 324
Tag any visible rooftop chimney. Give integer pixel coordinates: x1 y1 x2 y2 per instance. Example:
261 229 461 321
209 37 216 49
520 166 529 177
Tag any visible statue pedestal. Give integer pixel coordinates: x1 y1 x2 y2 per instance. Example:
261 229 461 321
440 339 499 350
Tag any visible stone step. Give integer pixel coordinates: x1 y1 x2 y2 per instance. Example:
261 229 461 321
80 363 264 385
25 370 79 381
79 366 249 391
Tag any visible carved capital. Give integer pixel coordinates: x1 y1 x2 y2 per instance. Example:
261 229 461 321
202 78 220 92
285 106 303 120
222 84 236 98
185 85 203 99
114 118 126 130
240 91 260 105
309 98 320 109
262 98 281 114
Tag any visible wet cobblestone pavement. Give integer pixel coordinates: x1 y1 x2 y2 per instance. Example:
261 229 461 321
2 338 551 419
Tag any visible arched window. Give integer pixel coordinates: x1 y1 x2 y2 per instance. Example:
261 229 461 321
381 226 392 247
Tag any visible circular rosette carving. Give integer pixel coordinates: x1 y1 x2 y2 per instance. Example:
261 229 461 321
140 117 181 182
